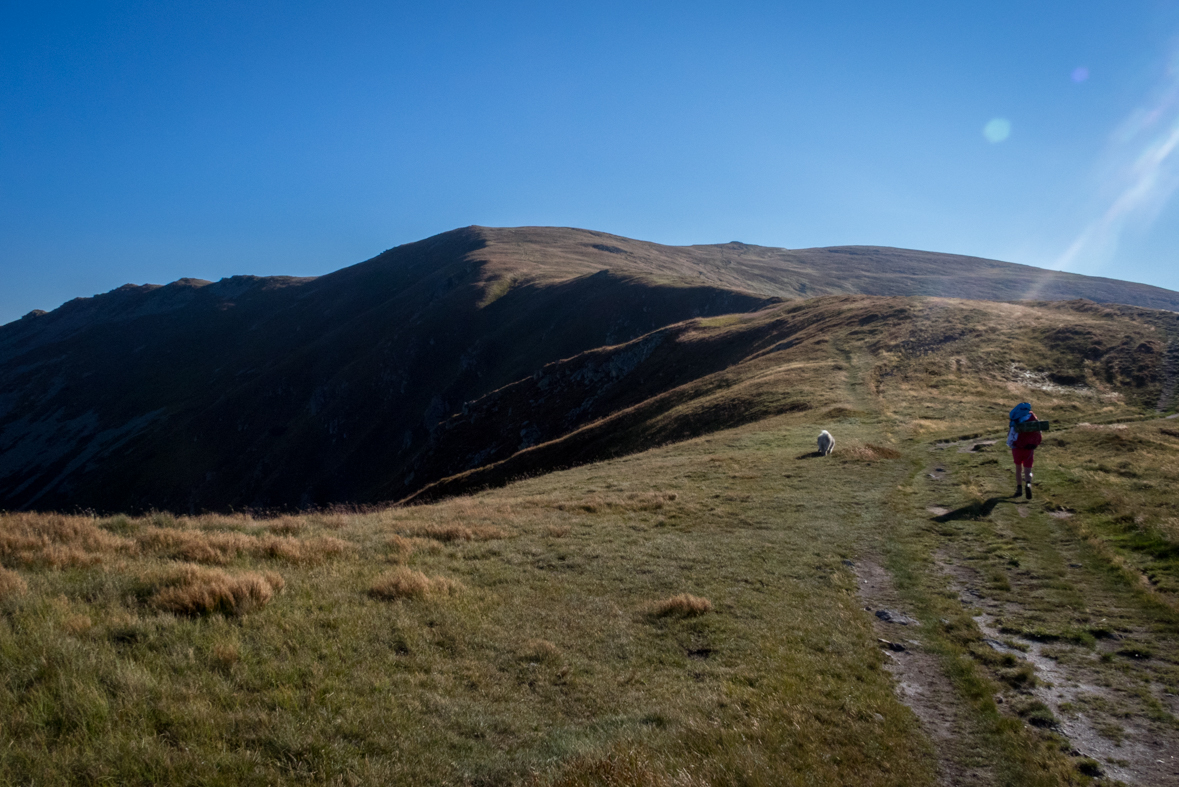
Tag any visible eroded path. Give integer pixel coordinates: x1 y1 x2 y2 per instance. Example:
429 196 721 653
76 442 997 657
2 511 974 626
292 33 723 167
913 438 1179 785
855 557 998 785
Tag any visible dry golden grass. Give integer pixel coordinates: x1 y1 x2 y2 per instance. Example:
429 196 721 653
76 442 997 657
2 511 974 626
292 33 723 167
841 442 903 461
0 512 132 568
185 512 257 531
263 516 304 535
136 528 254 564
648 594 712 618
257 534 351 564
384 534 415 561
0 565 27 599
150 564 285 616
211 643 240 671
8 296 1173 785
368 567 464 600
134 526 350 565
62 614 92 635
521 638 562 664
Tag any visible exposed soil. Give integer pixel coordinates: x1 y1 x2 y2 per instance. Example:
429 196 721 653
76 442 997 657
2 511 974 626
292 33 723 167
854 558 996 786
937 553 1179 786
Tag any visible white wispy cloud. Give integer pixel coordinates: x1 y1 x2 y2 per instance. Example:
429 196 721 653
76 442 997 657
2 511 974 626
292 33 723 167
1055 44 1179 275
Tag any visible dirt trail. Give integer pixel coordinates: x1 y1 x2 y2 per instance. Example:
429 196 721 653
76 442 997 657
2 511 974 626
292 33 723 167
939 553 1179 785
924 448 1179 785
854 558 997 786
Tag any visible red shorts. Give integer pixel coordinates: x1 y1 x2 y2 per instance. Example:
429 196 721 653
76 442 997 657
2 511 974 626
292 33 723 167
1012 447 1035 467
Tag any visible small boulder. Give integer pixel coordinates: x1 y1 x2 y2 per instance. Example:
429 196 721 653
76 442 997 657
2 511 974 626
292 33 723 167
875 609 919 626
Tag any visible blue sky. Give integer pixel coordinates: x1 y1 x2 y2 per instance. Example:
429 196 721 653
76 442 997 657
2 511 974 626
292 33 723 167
3 1 1179 325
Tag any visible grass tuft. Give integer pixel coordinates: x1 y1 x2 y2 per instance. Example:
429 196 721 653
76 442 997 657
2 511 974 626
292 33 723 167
0 566 27 599
842 443 903 461
150 565 284 616
0 512 133 568
211 642 241 671
384 534 415 561
521 638 562 664
369 567 464 600
648 593 712 618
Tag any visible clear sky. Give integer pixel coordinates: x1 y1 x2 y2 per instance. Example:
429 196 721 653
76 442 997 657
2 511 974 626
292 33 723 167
3 1 1179 325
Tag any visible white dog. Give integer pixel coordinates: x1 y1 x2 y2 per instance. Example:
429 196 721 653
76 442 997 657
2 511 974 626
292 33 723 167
817 430 835 456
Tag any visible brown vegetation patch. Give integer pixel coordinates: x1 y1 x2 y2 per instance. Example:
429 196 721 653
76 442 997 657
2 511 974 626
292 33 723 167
211 643 240 671
0 566 27 600
151 565 285 616
520 639 562 664
0 513 132 568
258 535 351 564
648 593 712 618
263 516 303 535
544 525 572 538
842 443 903 461
137 528 253 564
135 528 350 565
63 614 93 635
369 568 464 601
384 534 415 561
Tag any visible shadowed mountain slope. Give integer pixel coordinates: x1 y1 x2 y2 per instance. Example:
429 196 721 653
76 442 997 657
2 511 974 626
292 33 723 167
406 295 1178 503
2 226 1177 513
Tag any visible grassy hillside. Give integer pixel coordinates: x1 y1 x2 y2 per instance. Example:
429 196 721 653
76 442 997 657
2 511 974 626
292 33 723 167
4 225 1179 515
467 227 1179 311
407 296 1176 502
2 295 1177 785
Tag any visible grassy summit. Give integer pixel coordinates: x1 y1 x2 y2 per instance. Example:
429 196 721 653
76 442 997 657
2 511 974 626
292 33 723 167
2 291 1177 784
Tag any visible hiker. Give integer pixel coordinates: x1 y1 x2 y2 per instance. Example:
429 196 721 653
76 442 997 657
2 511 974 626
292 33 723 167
1006 402 1043 499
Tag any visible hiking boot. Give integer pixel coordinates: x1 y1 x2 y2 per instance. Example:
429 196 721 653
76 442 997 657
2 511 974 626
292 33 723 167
1015 485 1023 498
1025 484 1032 500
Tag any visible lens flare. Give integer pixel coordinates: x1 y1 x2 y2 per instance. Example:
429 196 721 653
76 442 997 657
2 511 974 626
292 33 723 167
983 118 1012 143
1072 66 1090 83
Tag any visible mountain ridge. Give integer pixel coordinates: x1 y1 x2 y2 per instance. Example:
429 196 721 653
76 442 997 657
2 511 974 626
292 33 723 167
8 225 1179 335
1 225 1176 513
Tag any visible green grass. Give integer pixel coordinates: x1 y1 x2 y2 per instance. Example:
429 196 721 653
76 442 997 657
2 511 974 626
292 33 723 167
3 295 1178 784
1 419 945 785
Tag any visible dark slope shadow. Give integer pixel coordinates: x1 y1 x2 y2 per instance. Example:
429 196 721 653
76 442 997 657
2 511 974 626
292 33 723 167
796 451 824 459
932 496 1014 522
